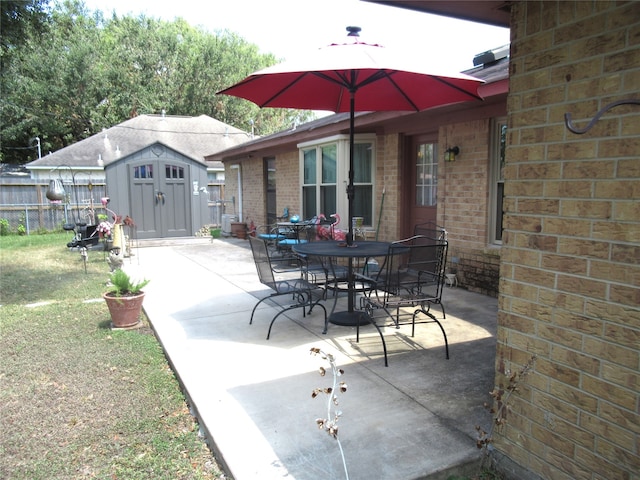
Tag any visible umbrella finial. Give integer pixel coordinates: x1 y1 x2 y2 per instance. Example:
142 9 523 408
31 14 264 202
346 26 361 37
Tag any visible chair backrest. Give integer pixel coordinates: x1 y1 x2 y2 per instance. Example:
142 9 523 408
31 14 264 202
382 234 448 302
413 222 448 242
249 236 277 290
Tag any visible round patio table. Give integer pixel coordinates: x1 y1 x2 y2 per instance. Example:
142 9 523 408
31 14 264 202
293 240 391 326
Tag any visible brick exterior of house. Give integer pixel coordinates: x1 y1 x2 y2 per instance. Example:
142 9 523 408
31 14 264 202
215 1 638 478
224 114 506 297
437 118 502 296
496 2 639 479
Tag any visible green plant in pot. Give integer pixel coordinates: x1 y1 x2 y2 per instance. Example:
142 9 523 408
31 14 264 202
103 269 150 328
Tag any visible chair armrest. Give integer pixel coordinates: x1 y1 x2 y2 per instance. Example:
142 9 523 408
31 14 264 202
354 272 377 284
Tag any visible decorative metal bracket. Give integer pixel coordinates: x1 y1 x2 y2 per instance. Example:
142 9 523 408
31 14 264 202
564 99 640 134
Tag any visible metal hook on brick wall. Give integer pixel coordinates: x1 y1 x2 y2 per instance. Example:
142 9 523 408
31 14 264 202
564 99 640 134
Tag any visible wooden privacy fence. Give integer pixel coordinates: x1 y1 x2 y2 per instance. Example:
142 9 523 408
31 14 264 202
0 179 226 234
0 180 107 234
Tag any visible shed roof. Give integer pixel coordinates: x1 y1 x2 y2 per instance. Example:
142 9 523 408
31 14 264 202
27 114 251 170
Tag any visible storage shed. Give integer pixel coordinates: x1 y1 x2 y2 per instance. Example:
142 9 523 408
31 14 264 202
27 114 252 239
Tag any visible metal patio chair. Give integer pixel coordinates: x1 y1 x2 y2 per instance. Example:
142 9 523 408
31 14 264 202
256 207 291 248
249 236 328 339
413 221 448 242
359 234 449 366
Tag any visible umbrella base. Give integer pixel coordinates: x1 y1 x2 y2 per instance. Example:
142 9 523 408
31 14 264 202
329 310 370 326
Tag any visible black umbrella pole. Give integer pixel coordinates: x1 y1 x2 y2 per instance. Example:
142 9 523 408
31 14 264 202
347 94 355 247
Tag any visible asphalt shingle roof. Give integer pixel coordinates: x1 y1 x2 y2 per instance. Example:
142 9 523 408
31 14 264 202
27 114 251 169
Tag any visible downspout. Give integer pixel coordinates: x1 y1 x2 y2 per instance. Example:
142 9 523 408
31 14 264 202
231 164 243 222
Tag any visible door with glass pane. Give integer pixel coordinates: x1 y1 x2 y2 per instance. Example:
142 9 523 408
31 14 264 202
264 158 277 225
404 135 438 236
128 159 191 239
161 162 190 237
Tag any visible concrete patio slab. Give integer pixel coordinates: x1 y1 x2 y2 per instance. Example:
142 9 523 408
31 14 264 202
129 237 498 480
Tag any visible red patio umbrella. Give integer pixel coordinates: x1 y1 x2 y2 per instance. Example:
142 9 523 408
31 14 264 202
218 26 484 244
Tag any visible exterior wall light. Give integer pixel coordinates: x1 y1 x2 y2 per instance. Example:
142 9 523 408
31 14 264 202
444 146 459 162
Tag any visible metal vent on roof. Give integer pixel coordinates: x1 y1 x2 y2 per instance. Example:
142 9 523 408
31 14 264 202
473 44 510 67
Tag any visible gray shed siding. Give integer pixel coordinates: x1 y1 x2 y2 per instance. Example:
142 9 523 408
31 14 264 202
105 143 209 239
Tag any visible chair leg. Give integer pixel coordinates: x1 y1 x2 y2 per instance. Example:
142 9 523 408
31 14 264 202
267 308 296 339
360 310 389 367
369 318 389 367
413 308 449 360
266 299 328 339
380 306 398 328
250 297 270 325
424 301 446 320
299 293 307 318
310 300 328 334
306 291 328 333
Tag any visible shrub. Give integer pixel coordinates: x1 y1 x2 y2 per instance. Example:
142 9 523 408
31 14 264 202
0 218 10 236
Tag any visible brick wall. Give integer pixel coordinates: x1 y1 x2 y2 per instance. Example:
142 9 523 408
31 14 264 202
240 158 264 225
276 151 302 218
223 160 263 224
376 133 401 242
223 163 239 218
224 151 302 228
438 119 502 296
497 2 640 479
449 246 501 297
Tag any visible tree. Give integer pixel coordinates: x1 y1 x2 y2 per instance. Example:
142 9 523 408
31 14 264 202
0 0 50 53
0 0 313 164
1 0 51 163
1 0 104 163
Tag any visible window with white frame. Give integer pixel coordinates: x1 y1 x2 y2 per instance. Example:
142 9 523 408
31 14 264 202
300 135 375 225
489 118 507 244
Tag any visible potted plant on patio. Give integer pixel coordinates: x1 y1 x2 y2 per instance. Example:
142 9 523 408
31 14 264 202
103 269 150 328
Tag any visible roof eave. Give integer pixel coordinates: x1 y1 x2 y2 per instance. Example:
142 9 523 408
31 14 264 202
361 1 511 28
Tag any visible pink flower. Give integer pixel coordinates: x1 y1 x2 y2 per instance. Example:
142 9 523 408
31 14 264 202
97 221 112 238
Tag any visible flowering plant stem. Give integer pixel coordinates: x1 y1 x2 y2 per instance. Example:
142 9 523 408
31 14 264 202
311 347 349 480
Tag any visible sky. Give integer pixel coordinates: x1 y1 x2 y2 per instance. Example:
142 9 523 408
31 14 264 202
81 0 510 73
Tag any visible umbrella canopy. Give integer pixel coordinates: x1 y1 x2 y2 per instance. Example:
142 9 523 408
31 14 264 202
218 26 484 243
218 27 483 113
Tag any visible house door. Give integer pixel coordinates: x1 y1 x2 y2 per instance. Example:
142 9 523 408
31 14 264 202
128 160 191 239
402 135 438 237
264 158 277 225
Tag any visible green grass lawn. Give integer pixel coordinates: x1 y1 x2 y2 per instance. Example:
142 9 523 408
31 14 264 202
0 233 226 479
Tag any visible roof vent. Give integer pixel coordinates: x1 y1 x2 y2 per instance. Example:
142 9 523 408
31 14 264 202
473 44 510 67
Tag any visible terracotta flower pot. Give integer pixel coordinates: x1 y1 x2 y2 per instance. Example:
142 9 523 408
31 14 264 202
231 222 247 239
103 291 145 328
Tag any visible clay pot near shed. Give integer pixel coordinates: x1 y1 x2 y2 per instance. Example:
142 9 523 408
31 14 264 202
103 292 145 328
103 269 150 329
231 222 248 239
